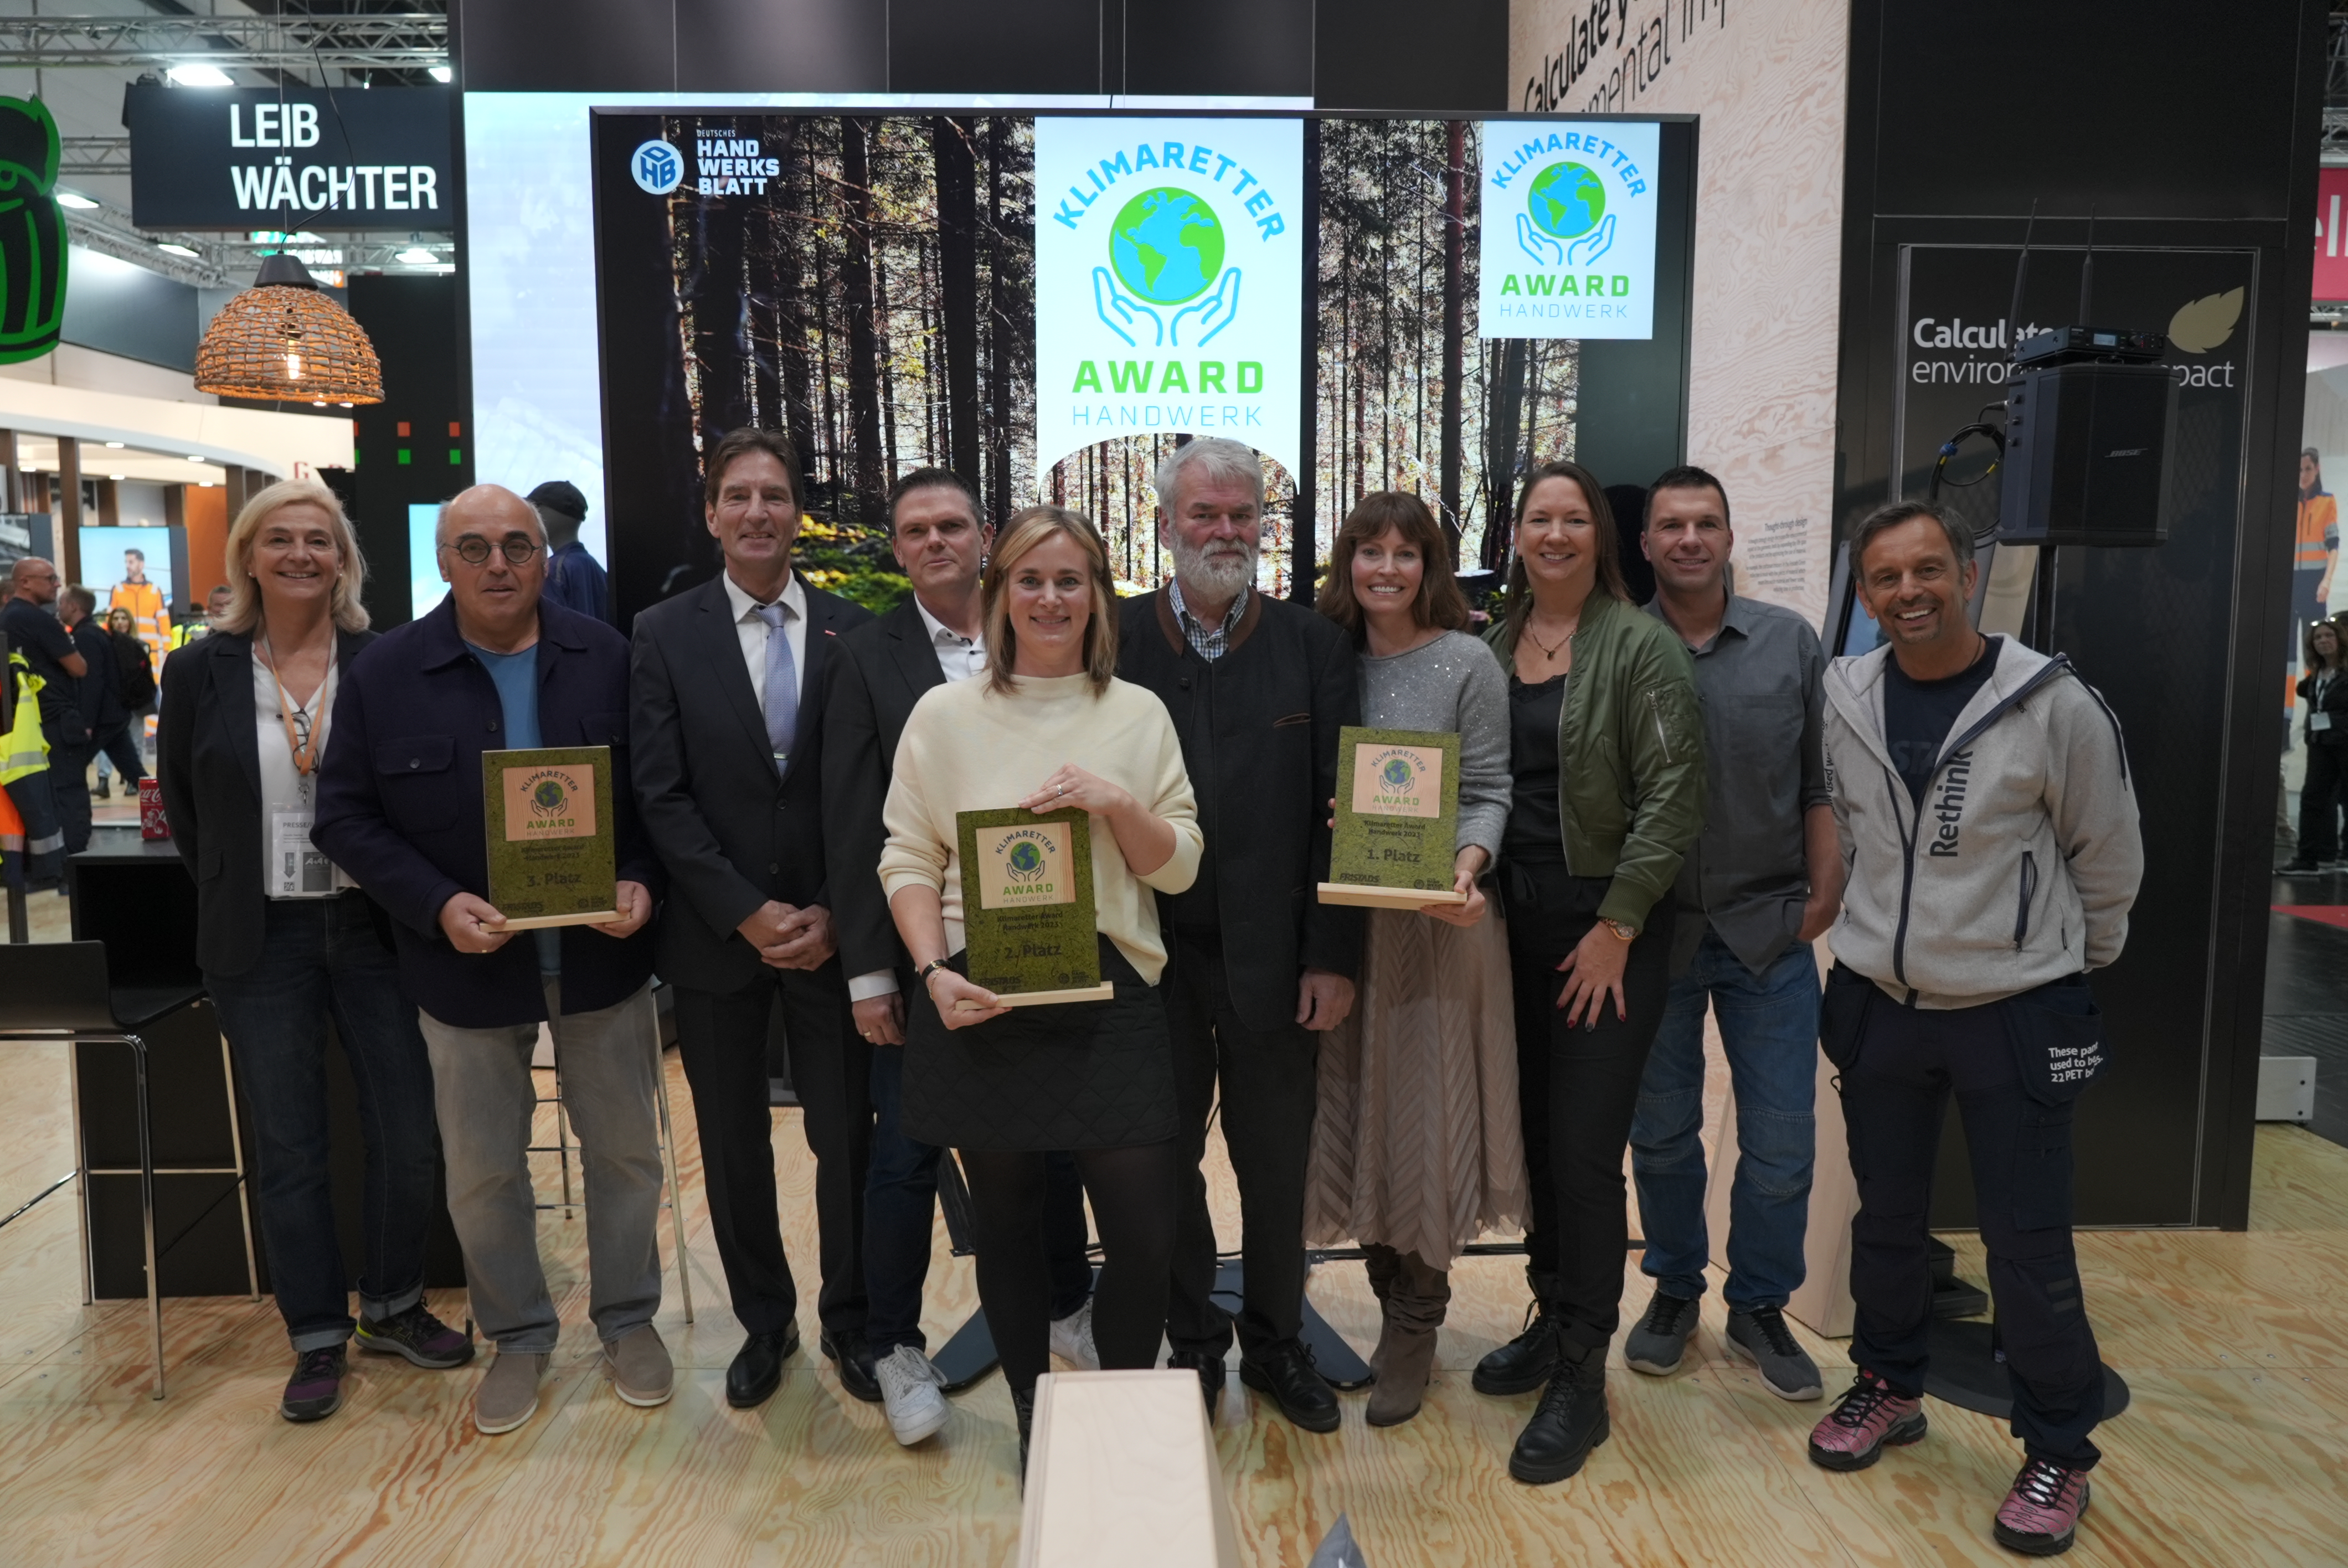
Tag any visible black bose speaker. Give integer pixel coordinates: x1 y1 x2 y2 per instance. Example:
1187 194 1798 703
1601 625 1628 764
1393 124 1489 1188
1997 362 2177 547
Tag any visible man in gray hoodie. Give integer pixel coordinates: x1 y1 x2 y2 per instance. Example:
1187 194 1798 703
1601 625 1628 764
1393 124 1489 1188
1808 501 2140 1559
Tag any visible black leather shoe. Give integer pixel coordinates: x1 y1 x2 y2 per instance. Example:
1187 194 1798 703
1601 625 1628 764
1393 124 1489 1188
821 1329 882 1403
725 1325 799 1409
1166 1349 1227 1416
1238 1339 1341 1433
1474 1270 1561 1395
1508 1331 1610 1484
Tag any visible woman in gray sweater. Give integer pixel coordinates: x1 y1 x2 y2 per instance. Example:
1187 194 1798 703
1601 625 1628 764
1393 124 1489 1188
1304 492 1527 1426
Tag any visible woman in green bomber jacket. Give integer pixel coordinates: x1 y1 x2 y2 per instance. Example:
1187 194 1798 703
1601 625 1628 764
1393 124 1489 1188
1473 458 1707 1487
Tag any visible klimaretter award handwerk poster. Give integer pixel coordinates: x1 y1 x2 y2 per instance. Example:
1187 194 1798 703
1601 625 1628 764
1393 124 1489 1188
1476 118 1660 340
1032 116 1306 482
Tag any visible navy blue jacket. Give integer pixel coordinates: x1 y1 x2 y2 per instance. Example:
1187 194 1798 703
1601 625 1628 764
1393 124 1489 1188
312 596 662 1028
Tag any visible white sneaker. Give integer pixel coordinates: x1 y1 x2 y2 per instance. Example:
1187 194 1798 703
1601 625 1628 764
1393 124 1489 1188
1049 1298 1100 1370
875 1344 950 1446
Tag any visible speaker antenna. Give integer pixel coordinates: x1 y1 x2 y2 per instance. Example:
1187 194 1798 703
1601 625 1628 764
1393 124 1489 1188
2006 198 2037 359
2078 203 2096 323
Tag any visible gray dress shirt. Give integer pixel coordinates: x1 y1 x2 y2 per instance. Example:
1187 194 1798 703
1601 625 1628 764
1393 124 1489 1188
1643 592 1829 973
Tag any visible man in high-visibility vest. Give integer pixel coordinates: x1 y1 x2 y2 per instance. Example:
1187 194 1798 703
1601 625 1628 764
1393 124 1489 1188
107 546 170 675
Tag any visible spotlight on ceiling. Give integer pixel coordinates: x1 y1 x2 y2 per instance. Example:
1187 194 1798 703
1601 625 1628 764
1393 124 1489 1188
166 63 235 88
56 192 99 211
428 65 454 84
156 242 200 257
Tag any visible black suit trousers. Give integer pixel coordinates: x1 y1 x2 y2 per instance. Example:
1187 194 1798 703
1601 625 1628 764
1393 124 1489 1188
1163 930 1319 1359
673 961 871 1338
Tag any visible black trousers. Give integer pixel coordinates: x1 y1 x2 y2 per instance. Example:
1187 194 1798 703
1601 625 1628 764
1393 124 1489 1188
1163 930 1320 1359
672 961 871 1339
1841 988 2105 1467
1505 858 1676 1352
2299 737 2345 861
45 733 91 855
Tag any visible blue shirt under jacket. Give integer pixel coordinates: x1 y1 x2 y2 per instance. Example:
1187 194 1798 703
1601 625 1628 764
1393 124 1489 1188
311 595 661 1029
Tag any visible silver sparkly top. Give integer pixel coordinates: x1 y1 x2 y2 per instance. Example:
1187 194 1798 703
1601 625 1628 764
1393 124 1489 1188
1357 627 1511 859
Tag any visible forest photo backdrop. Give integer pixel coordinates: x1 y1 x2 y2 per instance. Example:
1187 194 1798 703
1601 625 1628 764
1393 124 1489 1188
593 111 1585 621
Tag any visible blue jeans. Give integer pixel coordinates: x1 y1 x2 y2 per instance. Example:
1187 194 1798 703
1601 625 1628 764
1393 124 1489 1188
204 892 441 1352
866 1039 1092 1353
1628 926 1819 1310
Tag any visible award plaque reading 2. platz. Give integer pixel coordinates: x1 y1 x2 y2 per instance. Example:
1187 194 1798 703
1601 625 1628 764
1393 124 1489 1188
956 806 1114 1007
1319 725 1468 910
481 746 620 930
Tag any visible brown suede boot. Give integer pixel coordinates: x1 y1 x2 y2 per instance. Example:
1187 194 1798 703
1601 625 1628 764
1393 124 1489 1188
1363 1244 1403 1383
1366 1250 1450 1427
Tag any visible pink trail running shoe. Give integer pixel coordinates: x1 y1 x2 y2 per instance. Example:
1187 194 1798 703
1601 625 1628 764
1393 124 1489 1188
1994 1456 2092 1556
1805 1369 1927 1472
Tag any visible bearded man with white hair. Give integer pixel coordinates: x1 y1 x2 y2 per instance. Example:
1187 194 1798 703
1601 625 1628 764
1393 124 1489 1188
1115 436 1363 1434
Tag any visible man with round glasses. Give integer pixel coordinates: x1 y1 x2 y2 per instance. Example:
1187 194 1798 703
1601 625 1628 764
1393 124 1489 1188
315 484 671 1437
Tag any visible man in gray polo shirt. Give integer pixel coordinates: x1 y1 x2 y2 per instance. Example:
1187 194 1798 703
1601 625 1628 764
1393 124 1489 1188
1624 465 1840 1401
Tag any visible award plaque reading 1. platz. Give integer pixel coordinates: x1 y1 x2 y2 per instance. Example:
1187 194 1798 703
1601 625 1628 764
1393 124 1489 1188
1318 725 1468 910
481 746 620 930
956 806 1114 1008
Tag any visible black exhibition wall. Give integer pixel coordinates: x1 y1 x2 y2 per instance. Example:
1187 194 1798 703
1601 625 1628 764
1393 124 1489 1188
1834 0 2328 1229
348 274 472 628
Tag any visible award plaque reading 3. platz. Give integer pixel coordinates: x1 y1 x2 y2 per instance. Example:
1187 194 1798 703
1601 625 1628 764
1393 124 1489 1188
956 806 1114 1008
1319 725 1468 909
482 746 620 930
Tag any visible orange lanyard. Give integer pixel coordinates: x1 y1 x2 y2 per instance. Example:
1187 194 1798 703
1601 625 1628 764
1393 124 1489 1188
260 637 330 778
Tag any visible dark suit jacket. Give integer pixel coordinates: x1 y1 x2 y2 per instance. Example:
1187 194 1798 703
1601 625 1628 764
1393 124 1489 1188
310 597 662 1029
1116 587 1363 1030
821 596 956 981
629 571 874 995
157 625 380 978
69 621 126 734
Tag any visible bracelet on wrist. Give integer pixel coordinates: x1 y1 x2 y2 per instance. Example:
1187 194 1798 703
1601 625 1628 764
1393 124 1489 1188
1600 917 1638 942
918 957 952 989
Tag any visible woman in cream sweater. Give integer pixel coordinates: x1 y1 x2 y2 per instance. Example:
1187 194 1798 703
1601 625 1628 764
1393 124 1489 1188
879 505 1202 1473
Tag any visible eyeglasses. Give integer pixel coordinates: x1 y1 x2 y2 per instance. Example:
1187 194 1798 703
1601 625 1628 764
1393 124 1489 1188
439 534 542 566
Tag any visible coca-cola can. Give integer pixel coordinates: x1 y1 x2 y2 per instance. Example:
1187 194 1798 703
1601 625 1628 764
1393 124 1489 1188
139 777 171 840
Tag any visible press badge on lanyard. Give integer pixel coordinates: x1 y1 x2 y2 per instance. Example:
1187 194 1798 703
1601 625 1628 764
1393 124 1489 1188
265 644 343 898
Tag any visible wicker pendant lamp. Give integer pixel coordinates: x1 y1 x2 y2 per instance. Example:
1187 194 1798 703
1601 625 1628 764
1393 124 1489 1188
195 251 382 405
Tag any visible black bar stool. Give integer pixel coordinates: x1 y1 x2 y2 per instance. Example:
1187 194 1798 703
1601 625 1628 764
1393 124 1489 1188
0 940 253 1399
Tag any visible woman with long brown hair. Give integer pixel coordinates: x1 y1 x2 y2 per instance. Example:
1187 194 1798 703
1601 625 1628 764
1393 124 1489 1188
1303 491 1525 1426
879 505 1203 1477
1473 460 1706 1485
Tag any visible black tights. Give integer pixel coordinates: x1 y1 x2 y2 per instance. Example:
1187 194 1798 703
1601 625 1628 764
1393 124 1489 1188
959 1139 1182 1396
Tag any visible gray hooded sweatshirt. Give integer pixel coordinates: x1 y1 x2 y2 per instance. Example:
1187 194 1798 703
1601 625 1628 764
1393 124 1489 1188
1822 636 2142 1009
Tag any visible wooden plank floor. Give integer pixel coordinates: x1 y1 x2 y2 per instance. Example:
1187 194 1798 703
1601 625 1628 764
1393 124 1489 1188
1 1025 2346 1564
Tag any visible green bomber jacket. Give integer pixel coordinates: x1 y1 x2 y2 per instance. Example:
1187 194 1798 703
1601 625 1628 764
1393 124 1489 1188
1482 590 1707 931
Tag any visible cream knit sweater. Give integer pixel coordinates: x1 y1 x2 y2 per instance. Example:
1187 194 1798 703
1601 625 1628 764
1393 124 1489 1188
878 672 1203 985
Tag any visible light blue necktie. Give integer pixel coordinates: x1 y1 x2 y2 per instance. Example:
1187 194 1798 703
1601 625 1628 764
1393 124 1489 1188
753 601 797 762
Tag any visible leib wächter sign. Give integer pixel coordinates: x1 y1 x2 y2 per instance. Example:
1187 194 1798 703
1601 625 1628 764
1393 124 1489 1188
125 84 450 230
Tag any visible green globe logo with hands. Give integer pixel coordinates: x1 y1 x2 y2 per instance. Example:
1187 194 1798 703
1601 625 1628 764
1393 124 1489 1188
1516 159 1616 269
1006 839 1047 881
1381 756 1416 791
1110 188 1226 303
1527 161 1605 239
1093 186 1241 349
531 778 569 817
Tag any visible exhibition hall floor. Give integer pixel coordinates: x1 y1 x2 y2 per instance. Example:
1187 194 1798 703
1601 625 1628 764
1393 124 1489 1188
0 1023 2344 1566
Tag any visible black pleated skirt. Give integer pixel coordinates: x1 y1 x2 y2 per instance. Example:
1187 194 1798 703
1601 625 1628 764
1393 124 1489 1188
902 936 1178 1151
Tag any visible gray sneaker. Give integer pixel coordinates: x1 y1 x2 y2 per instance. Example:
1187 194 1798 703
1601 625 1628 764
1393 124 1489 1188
1623 1288 1701 1376
605 1324 674 1408
1049 1298 1100 1370
1727 1305 1824 1400
876 1344 951 1446
475 1350 547 1435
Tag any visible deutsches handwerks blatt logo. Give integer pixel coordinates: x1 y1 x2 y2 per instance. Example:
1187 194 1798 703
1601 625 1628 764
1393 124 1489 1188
631 138 682 195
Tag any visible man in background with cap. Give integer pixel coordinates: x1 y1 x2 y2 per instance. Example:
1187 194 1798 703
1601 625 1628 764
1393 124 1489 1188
531 481 611 625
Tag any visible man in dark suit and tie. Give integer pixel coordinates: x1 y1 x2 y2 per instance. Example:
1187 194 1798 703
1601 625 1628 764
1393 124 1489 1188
629 427 878 1408
823 467 1100 1446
